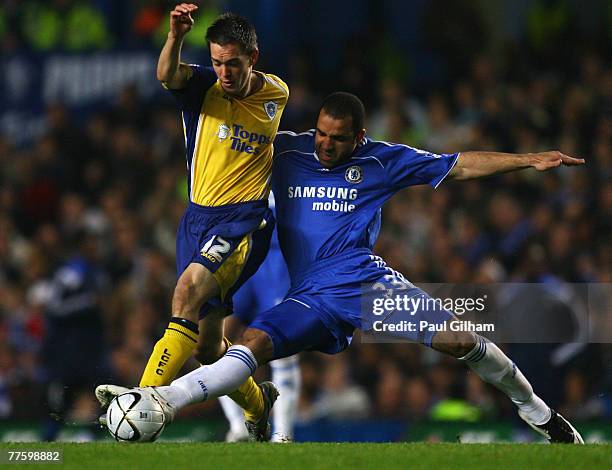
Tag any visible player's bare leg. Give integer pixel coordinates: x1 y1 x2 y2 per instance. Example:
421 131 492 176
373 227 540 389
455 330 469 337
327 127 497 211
432 328 583 443
137 262 270 433
97 264 219 409
139 263 219 386
195 309 227 366
98 264 271 436
236 327 275 364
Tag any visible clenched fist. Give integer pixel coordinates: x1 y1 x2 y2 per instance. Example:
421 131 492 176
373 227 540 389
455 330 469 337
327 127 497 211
169 3 198 39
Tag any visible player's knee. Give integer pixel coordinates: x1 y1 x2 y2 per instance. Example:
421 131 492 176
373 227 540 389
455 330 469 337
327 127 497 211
235 328 274 366
432 330 477 358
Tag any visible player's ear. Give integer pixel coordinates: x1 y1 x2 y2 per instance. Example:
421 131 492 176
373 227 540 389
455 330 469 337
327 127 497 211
249 48 259 66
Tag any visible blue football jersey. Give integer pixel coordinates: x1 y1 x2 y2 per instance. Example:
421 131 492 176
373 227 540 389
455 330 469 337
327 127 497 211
272 130 459 282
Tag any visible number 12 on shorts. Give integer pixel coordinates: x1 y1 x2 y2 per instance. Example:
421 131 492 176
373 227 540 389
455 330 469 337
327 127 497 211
200 235 231 263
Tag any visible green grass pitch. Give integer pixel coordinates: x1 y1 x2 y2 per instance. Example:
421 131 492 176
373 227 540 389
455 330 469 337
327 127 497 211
0 442 610 469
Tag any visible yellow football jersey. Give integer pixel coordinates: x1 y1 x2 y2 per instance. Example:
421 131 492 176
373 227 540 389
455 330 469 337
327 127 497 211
169 65 289 206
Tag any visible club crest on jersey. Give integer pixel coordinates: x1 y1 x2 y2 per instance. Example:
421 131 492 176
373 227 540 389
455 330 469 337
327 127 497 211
345 165 363 184
264 101 278 119
217 123 230 141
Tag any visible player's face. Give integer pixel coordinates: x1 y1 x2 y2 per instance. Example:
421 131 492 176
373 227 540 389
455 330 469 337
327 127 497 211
315 112 365 168
210 42 258 97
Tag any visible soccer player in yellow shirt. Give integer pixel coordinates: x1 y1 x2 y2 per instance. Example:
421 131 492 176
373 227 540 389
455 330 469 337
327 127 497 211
97 3 289 441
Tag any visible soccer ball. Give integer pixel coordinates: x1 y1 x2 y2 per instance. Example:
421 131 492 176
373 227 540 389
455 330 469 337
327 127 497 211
106 391 166 442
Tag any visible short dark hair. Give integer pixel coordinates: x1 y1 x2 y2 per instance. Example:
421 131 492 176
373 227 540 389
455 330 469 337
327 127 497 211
205 12 258 55
319 92 366 136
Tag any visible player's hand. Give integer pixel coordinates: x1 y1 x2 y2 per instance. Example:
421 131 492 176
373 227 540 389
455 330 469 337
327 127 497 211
169 3 198 39
531 151 585 171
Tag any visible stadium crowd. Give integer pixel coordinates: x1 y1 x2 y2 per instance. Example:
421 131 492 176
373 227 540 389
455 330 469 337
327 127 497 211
0 0 610 434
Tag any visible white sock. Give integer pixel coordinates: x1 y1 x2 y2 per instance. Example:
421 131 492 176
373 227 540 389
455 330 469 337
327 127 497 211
219 395 247 435
160 345 258 410
460 336 551 425
270 355 301 441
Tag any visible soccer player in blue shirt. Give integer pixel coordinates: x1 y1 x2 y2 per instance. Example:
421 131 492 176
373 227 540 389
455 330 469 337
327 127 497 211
109 92 585 443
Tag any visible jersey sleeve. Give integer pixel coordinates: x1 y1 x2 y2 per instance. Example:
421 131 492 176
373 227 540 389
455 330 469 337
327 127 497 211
380 143 459 190
164 64 217 114
263 73 290 105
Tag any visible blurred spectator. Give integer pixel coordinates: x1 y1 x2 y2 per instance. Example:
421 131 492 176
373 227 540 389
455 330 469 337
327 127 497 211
300 354 371 421
37 229 111 440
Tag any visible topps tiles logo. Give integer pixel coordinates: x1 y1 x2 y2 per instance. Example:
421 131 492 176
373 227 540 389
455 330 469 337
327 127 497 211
217 123 272 155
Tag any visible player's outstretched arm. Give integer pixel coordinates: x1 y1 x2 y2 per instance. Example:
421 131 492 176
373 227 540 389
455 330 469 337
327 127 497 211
157 3 198 89
448 150 585 180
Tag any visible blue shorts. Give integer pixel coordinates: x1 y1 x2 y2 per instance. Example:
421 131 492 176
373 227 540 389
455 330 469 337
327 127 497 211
248 249 454 360
176 200 274 318
233 237 290 325
248 298 347 358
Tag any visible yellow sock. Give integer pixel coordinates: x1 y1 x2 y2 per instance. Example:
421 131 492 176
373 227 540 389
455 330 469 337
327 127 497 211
223 337 265 421
228 376 265 422
139 318 199 387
